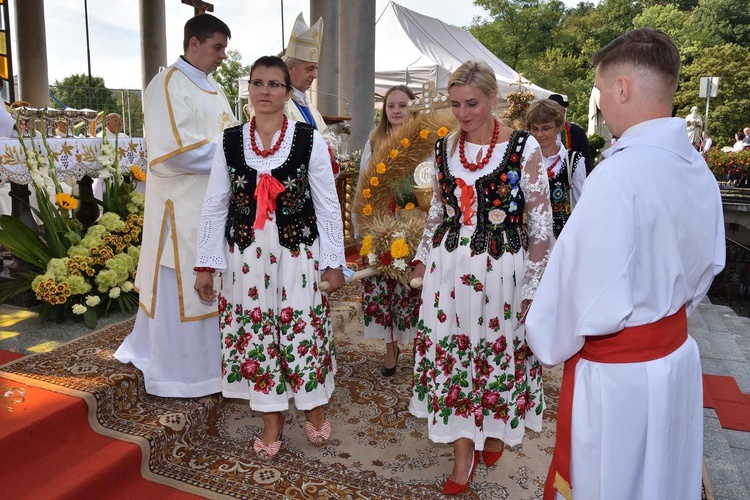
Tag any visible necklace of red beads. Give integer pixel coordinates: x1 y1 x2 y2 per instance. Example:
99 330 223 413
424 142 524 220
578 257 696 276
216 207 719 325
250 115 288 158
459 119 500 172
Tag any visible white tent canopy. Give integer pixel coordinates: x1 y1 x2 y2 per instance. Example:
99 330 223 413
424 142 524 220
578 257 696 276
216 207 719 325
237 2 558 103
374 2 556 101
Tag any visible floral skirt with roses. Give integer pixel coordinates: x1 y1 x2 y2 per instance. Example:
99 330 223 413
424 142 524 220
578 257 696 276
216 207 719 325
409 227 543 449
218 228 336 412
362 275 421 345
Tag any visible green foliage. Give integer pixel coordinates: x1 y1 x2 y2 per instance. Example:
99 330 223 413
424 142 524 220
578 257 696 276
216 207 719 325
675 44 750 146
50 73 118 111
213 50 251 103
468 0 749 139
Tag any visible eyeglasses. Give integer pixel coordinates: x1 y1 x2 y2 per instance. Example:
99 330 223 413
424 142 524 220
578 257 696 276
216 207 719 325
249 80 287 92
529 125 558 135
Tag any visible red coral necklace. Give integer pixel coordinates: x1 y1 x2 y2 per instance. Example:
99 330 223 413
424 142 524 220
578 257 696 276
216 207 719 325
459 119 500 172
250 116 288 158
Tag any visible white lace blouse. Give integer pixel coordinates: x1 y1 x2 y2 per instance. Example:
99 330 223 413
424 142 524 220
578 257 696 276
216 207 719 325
195 120 346 272
414 133 552 300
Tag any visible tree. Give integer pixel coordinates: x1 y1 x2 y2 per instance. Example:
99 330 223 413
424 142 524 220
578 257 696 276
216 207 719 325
471 0 567 70
213 50 251 104
50 74 117 112
676 43 750 147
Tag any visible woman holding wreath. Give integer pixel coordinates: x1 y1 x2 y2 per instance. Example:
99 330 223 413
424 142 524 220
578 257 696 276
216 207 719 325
409 60 552 495
353 84 422 377
194 55 346 459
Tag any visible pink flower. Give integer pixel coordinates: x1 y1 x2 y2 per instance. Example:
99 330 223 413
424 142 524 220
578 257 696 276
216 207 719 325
455 398 471 417
250 307 263 323
293 319 308 334
456 334 470 351
516 392 528 416
494 402 509 422
492 336 507 355
482 390 499 409
218 296 227 313
445 385 461 408
253 372 274 394
240 359 260 380
297 343 309 356
280 307 294 324
437 311 447 323
366 302 379 316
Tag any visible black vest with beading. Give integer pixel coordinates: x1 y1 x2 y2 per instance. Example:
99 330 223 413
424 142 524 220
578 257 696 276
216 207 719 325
548 151 580 239
222 122 318 252
432 131 530 259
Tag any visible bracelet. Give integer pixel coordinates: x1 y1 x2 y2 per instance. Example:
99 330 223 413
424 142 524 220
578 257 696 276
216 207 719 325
193 266 216 273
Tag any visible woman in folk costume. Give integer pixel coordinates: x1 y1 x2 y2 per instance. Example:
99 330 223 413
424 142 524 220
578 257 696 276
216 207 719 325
352 84 421 376
409 60 552 495
526 99 586 242
194 56 346 459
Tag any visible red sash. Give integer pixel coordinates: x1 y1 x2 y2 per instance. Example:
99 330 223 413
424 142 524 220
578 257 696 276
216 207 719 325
544 306 688 500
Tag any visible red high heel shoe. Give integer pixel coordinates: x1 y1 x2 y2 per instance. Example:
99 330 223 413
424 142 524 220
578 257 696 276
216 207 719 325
442 450 479 495
482 445 505 467
253 414 285 460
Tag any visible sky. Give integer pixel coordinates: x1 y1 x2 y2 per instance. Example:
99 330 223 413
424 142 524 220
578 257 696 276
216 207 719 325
9 0 584 90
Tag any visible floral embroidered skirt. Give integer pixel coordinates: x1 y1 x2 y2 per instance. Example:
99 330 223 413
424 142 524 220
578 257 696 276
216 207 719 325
218 226 336 412
361 275 421 344
409 227 544 448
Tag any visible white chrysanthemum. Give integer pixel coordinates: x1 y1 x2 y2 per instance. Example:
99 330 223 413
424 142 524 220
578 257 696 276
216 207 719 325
367 252 377 265
108 286 121 299
121 281 134 293
72 304 87 315
85 295 101 307
392 258 407 271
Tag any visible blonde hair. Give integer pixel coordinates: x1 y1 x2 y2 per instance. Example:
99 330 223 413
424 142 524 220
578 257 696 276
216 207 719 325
369 85 416 148
447 60 498 154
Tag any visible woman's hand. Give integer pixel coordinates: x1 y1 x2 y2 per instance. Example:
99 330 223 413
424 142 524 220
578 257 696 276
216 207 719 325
520 299 532 323
194 272 217 302
321 267 345 293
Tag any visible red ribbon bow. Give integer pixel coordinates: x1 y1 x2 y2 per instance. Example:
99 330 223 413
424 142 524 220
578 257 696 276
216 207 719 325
455 178 476 225
253 173 286 230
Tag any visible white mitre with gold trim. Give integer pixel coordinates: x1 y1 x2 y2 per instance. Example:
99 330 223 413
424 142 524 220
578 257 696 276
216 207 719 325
283 13 323 63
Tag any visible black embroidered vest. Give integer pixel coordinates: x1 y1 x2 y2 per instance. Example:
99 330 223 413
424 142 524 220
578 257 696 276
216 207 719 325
549 151 580 239
432 131 530 259
223 122 318 252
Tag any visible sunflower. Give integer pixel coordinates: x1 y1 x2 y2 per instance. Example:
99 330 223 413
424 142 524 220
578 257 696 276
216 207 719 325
55 193 78 210
130 164 146 182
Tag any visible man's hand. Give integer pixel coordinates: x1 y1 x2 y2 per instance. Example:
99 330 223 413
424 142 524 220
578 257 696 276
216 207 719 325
321 267 345 293
194 271 217 302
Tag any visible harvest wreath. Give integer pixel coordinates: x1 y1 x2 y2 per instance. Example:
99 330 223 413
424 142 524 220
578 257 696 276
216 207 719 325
352 112 456 285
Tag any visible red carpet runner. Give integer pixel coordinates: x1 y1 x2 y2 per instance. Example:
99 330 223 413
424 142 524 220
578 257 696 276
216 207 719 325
703 373 750 432
0 350 198 499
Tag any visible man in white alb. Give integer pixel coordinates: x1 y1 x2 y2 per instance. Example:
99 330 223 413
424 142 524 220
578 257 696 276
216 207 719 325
526 28 725 500
115 14 238 397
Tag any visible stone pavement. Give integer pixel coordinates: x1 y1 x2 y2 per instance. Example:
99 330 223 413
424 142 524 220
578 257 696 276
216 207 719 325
1 298 749 498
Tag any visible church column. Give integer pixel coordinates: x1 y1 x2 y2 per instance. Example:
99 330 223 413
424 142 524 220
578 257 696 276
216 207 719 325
310 0 339 117
139 0 167 92
338 1 375 151
15 0 49 107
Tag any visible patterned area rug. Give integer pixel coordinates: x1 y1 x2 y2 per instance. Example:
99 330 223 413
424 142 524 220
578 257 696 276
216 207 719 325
0 287 559 499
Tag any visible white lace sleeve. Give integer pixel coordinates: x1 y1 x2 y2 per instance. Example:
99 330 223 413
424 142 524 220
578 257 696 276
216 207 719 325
520 136 552 300
308 131 346 270
195 141 231 271
414 158 443 264
351 140 372 240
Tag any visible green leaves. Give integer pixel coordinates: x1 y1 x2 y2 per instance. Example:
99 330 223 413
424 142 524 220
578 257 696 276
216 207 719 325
0 215 53 270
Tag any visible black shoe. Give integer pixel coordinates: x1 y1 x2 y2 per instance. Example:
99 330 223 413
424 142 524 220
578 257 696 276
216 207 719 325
381 345 400 377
